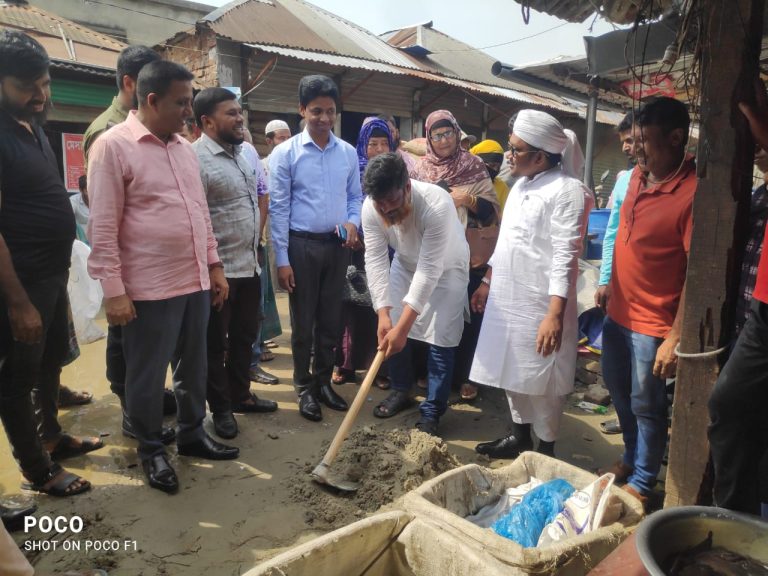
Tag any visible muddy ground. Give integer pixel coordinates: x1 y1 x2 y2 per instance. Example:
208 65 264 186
2 294 633 575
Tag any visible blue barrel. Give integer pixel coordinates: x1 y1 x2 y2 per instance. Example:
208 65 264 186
586 209 611 260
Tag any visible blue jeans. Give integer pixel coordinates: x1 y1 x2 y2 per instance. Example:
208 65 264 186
389 338 455 421
601 317 668 494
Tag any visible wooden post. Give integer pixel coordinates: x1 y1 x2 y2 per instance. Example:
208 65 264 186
664 0 764 508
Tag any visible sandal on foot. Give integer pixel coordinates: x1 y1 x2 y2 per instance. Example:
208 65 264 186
58 386 93 408
48 434 104 461
600 419 622 435
373 390 412 418
260 350 276 362
374 376 391 390
332 368 354 385
264 340 279 349
22 464 91 497
460 383 478 401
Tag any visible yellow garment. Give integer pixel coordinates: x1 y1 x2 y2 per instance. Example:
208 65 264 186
493 177 510 213
470 139 504 155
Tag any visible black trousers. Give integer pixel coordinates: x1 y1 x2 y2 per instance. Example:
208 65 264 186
453 269 485 386
288 233 346 394
207 275 261 413
122 291 209 462
105 325 126 398
708 299 768 514
0 272 68 482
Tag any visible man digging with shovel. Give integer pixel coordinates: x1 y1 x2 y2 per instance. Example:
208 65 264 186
363 152 469 436
311 152 469 492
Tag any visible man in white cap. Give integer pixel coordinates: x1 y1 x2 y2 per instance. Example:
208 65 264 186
469 109 593 459
264 119 291 174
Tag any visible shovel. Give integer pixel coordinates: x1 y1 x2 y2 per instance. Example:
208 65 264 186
311 349 386 492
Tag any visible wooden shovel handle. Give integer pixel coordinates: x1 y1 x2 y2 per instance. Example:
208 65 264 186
321 350 386 467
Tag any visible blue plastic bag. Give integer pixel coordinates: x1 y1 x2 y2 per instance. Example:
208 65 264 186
491 478 575 547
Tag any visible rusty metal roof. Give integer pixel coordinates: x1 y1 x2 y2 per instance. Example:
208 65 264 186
202 0 425 70
0 1 124 70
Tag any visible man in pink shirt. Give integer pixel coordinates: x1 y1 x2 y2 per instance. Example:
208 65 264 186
87 61 237 494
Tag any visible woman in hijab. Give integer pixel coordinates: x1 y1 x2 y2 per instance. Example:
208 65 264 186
332 117 395 387
413 110 499 401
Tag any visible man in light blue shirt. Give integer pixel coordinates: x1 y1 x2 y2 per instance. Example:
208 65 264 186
269 75 363 422
595 112 638 310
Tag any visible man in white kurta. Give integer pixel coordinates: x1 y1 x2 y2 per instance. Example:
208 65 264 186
362 153 469 436
470 110 592 458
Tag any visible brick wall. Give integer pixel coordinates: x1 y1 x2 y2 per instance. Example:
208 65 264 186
161 28 218 88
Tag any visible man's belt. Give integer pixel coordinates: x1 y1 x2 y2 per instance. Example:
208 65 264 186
289 230 337 242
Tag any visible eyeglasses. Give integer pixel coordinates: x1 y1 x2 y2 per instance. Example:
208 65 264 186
430 130 456 143
508 144 541 158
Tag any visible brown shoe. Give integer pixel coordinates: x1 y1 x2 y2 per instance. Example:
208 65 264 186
622 484 648 510
598 461 634 483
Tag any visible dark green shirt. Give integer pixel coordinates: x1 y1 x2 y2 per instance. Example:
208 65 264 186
83 96 129 161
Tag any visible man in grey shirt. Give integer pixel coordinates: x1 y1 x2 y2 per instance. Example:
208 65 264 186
193 88 277 440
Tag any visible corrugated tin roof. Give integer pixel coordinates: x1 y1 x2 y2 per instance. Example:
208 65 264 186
245 42 620 124
0 2 124 70
512 0 675 24
204 0 426 71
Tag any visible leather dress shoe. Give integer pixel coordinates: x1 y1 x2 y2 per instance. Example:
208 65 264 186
249 366 279 385
142 454 178 493
122 412 176 445
475 434 533 459
212 412 238 439
318 384 349 411
298 391 322 422
233 393 278 413
178 434 239 460
163 389 178 416
537 440 556 457
1 503 37 532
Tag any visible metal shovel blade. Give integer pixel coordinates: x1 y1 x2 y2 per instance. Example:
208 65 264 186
311 462 360 493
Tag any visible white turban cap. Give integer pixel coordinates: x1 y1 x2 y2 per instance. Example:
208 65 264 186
513 110 586 181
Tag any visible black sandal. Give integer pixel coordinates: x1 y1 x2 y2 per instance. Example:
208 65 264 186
22 463 91 497
373 390 413 418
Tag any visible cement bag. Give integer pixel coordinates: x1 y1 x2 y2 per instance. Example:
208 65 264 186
538 473 622 547
245 511 512 576
398 451 644 576
245 511 412 576
68 240 105 344
576 259 600 316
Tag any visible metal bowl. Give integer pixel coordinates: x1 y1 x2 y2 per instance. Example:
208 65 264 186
635 506 768 575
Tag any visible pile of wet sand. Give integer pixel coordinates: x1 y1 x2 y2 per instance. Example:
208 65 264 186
286 426 460 530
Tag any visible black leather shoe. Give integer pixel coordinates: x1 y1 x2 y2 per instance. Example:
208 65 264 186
1 503 37 532
415 417 439 436
142 454 178 493
318 384 348 411
298 392 322 422
122 413 176 445
537 440 556 457
475 434 533 459
163 388 177 416
249 366 279 385
212 412 238 439
178 434 239 460
233 393 278 413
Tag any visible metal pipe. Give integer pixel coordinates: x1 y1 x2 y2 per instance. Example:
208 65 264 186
583 78 599 190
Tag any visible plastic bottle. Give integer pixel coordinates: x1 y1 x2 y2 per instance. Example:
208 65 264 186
576 401 608 415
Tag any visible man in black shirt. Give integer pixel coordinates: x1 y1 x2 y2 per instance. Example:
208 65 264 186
0 30 97 496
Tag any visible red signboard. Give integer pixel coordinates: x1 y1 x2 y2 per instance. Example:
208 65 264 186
620 74 676 100
62 133 85 192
